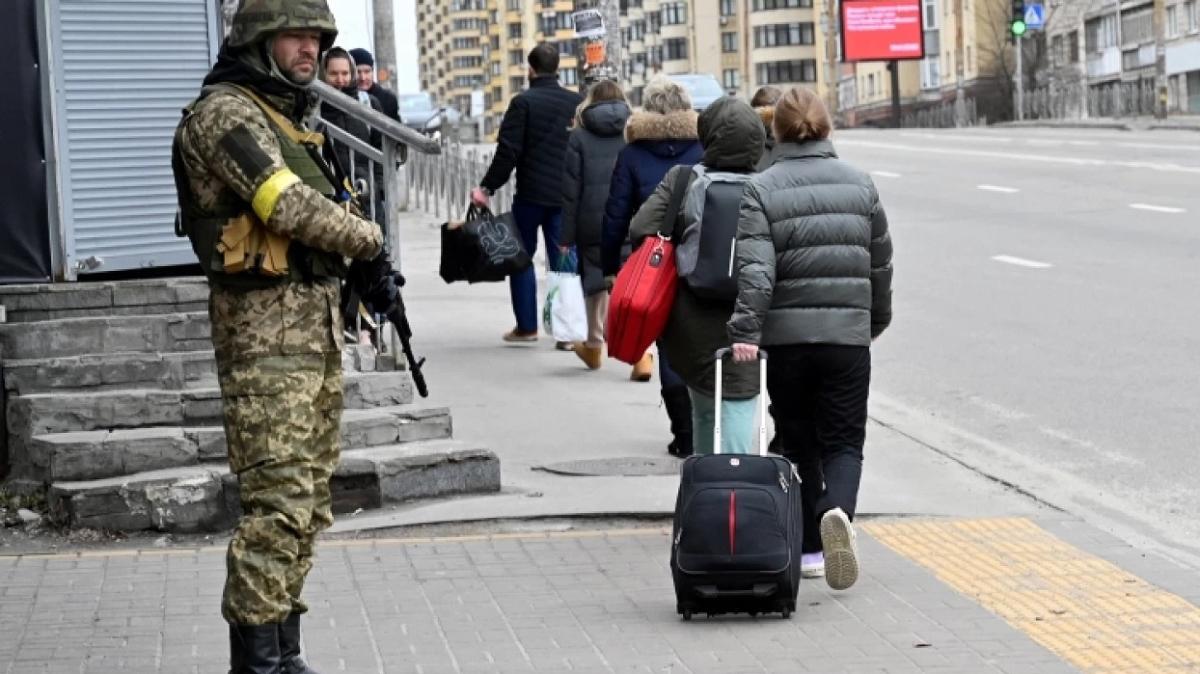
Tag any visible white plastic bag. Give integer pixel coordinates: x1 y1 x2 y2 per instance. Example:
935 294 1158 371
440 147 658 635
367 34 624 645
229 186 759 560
543 271 588 343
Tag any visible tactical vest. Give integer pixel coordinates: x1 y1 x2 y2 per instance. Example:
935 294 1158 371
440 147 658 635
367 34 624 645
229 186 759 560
172 83 347 289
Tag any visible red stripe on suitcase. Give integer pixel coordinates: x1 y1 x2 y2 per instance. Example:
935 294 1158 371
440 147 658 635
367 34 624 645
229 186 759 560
729 490 737 557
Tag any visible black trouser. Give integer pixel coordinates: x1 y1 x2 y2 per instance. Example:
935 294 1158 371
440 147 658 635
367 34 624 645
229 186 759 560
766 344 871 554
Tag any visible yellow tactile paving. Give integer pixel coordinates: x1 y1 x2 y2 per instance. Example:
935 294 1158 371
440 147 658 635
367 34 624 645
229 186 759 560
865 517 1200 673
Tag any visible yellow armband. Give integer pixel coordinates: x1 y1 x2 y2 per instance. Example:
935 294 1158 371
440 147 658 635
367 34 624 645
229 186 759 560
251 168 301 224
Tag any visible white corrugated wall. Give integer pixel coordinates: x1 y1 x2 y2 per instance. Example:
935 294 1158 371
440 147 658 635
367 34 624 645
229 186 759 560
49 0 217 276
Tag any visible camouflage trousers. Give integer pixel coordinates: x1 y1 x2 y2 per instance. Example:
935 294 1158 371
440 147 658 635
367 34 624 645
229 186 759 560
217 351 343 625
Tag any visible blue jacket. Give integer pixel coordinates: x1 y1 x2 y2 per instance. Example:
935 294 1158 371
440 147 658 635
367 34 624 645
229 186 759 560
600 110 701 275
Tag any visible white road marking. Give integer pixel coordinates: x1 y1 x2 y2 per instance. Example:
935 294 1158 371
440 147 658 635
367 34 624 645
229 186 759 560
871 170 902 178
1130 203 1187 214
992 255 1053 269
977 184 1020 193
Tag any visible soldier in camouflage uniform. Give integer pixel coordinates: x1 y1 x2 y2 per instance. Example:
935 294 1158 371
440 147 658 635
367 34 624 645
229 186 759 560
171 2 383 672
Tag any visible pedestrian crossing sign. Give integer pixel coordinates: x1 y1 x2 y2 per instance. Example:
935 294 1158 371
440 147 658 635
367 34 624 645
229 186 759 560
1024 4 1045 30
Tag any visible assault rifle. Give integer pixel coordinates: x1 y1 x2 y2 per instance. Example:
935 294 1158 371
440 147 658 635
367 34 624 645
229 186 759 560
348 255 429 398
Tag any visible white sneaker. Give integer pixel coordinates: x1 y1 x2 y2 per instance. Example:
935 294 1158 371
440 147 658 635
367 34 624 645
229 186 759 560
800 552 825 579
820 508 859 590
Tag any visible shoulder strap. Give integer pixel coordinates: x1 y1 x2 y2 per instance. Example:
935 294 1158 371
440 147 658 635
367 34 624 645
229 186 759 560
206 83 325 147
661 165 694 239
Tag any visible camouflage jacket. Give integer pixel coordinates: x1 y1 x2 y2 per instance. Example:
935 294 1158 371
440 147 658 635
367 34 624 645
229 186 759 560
175 87 383 362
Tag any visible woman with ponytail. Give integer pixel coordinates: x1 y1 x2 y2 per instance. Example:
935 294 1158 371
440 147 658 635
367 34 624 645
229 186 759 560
727 86 895 592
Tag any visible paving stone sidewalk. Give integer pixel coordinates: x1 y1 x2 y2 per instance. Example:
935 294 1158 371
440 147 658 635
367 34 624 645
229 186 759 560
0 524 1081 674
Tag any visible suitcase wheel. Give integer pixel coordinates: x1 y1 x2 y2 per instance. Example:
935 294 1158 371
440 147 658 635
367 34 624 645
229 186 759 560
681 609 693 621
781 606 792 619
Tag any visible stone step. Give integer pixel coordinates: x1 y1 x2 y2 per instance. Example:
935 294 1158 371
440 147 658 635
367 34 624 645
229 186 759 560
3 344 399 396
0 312 212 361
3 351 218 395
6 370 415 440
47 439 501 533
26 406 452 482
0 278 209 323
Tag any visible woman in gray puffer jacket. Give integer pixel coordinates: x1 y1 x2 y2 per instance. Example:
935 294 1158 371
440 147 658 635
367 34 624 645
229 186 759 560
729 87 894 593
561 81 630 369
630 97 765 455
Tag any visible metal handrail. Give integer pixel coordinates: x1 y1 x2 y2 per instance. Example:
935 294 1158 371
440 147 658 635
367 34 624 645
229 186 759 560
310 80 442 156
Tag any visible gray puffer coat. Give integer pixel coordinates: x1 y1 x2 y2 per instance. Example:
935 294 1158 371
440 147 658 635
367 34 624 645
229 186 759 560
727 140 893 347
561 100 631 295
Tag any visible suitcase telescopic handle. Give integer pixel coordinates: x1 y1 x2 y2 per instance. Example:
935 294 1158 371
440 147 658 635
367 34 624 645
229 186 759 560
713 347 769 456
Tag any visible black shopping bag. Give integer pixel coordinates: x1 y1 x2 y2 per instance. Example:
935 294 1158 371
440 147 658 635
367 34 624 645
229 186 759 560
439 205 531 284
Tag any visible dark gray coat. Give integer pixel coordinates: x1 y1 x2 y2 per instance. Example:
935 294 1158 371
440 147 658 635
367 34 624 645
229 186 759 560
728 140 893 348
629 97 765 399
561 100 630 295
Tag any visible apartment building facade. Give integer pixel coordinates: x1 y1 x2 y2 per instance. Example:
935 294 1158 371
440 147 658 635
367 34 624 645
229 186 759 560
838 0 1013 124
419 0 845 139
1042 0 1200 115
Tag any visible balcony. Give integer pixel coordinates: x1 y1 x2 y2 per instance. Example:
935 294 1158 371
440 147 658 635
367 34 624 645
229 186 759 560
1086 46 1120 78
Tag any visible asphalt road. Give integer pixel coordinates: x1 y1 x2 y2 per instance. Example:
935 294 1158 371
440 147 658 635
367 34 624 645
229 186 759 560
833 126 1200 562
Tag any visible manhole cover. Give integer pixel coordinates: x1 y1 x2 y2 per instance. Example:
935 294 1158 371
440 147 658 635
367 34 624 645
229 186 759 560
535 457 681 477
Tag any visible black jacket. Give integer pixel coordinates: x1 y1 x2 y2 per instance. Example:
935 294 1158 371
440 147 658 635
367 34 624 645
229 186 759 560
561 100 630 295
366 83 400 122
728 140 894 348
481 76 583 207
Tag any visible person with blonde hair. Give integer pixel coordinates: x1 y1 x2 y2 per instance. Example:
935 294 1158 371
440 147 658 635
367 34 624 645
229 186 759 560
601 75 702 456
560 80 631 368
729 86 894 590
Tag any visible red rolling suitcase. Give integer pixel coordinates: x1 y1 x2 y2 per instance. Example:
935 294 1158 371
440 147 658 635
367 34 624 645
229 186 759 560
605 167 692 365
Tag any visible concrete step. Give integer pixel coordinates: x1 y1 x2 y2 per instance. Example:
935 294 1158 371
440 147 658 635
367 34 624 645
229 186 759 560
25 406 452 482
3 344 399 396
0 312 212 361
6 370 415 440
3 351 217 395
0 278 209 323
47 439 500 533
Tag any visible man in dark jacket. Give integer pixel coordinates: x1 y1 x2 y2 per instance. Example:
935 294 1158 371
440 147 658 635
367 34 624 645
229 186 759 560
471 43 583 342
349 48 400 122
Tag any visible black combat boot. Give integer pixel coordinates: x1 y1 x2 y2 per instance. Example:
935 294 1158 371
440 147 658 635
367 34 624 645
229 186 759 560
229 623 282 674
662 386 693 458
279 613 321 674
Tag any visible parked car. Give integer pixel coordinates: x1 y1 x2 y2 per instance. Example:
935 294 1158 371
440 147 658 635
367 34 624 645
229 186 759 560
399 92 460 136
667 73 726 112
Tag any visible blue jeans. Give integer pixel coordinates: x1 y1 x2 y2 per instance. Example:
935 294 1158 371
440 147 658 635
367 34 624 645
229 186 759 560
510 199 564 333
689 388 760 455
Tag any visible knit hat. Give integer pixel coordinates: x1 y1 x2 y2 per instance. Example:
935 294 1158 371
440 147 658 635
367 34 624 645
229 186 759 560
349 48 375 68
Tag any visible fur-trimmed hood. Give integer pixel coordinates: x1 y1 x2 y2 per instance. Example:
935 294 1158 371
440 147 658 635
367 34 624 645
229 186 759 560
625 110 699 143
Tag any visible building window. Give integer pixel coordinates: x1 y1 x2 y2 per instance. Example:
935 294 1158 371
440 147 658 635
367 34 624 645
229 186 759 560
509 49 523 65
723 68 742 89
665 37 689 60
753 0 812 10
560 40 578 56
722 32 738 52
721 0 736 16
649 12 662 32
754 22 816 47
1068 30 1079 61
1188 0 1198 31
921 54 940 89
1168 5 1180 36
966 45 972 71
507 0 521 9
868 73 875 96
631 19 646 40
923 0 938 30
663 3 687 25
562 68 578 85
755 59 817 84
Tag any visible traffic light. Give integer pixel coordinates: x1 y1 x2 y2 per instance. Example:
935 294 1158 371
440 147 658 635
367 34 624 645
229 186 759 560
1011 0 1027 40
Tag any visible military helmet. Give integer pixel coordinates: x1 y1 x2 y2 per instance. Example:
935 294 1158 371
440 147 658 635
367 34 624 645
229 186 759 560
227 0 338 52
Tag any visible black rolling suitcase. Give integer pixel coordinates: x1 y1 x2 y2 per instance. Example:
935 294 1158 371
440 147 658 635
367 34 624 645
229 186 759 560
670 348 803 620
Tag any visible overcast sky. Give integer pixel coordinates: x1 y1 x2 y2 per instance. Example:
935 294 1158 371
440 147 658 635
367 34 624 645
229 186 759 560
328 0 420 94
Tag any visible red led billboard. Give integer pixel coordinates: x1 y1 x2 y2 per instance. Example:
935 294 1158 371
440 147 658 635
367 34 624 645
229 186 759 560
841 0 925 62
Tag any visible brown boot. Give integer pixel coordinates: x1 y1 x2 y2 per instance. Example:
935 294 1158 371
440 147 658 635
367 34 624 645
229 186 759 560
630 352 654 382
574 343 603 370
